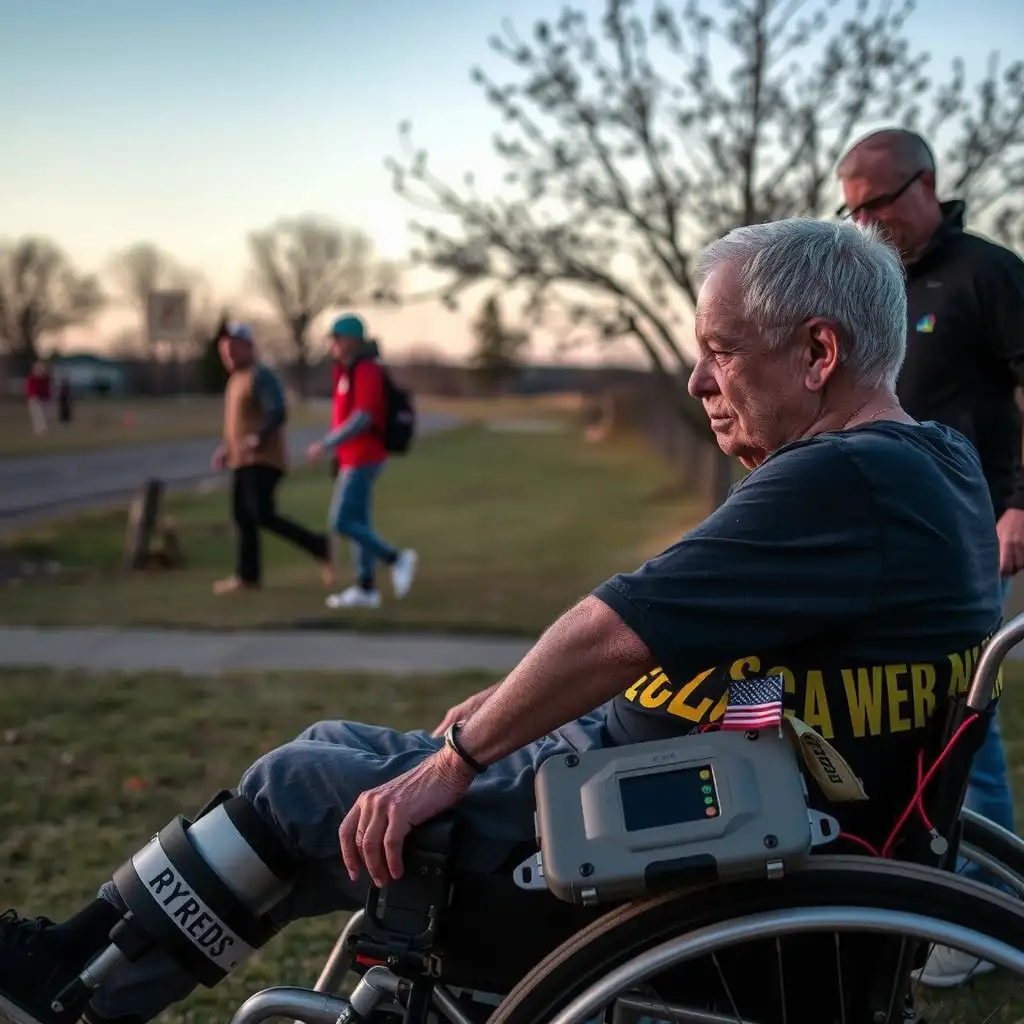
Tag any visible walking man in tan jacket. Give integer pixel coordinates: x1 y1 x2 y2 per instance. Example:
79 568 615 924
211 322 331 594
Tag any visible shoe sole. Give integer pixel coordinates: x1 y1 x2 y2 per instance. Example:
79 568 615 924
911 963 996 988
0 992 50 1024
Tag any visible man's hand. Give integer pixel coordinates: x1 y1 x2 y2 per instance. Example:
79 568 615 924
997 508 1024 577
211 444 228 472
432 684 499 737
339 747 475 888
307 441 325 462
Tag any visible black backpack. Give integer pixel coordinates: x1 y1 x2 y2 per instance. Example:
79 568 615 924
350 356 416 455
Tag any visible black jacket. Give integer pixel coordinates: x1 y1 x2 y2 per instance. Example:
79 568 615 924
898 200 1024 518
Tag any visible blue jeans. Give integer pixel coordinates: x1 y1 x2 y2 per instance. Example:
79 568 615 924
960 576 1017 883
328 462 397 588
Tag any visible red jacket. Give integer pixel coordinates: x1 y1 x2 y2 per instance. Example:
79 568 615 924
25 371 51 401
332 358 388 468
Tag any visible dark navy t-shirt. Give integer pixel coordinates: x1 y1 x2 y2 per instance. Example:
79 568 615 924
593 421 1002 843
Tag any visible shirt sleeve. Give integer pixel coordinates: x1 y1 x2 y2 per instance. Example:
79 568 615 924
977 247 1024 509
592 437 883 684
350 360 386 423
252 364 287 443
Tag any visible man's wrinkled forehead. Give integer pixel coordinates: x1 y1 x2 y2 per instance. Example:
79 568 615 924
840 140 911 191
695 264 744 336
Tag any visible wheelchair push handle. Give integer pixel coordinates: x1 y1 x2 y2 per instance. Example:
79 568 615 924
967 611 1024 712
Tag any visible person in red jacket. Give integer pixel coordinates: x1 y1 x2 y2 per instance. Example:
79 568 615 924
307 314 417 608
24 361 52 436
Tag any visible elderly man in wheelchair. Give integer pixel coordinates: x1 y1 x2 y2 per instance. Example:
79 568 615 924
4 218 1024 1024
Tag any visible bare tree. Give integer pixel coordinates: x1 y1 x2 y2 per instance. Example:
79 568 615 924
247 215 400 393
389 0 1024 439
0 237 104 372
108 242 207 347
108 242 190 310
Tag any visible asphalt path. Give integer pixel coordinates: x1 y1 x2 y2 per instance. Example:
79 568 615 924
0 411 459 533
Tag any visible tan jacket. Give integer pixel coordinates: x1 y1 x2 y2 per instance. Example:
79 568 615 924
223 364 288 471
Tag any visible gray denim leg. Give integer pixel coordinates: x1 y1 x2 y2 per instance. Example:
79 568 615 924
89 711 612 1021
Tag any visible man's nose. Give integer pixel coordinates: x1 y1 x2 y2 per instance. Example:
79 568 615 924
688 356 715 398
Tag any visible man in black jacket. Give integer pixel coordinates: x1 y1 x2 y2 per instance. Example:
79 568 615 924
838 128 1024 987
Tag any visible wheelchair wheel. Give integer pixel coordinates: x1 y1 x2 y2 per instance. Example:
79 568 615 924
959 807 1024 896
489 857 1024 1024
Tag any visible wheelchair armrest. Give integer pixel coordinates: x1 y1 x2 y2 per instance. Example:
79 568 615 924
356 813 458 969
401 812 457 858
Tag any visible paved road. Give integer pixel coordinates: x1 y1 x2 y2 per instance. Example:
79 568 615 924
0 626 532 674
0 411 459 532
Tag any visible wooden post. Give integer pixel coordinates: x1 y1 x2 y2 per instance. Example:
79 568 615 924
124 479 165 570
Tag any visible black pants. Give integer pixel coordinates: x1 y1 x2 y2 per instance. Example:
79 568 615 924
232 465 329 584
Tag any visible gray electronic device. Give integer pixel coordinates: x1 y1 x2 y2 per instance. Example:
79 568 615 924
516 728 839 906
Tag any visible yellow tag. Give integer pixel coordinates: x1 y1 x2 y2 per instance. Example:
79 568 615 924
784 717 868 802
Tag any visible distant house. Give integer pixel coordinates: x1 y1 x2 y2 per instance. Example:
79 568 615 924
52 354 129 396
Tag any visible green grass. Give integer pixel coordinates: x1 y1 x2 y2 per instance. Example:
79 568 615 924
0 666 488 1022
0 424 699 635
0 395 329 456
2 664 1024 1023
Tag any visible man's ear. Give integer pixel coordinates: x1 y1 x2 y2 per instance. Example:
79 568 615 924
803 318 842 392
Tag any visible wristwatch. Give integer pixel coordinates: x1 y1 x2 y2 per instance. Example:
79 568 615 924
443 722 487 774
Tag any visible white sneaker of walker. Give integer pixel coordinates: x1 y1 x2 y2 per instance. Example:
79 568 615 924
391 549 418 599
326 586 382 610
912 944 997 988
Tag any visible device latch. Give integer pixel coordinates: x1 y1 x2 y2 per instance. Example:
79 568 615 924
809 809 842 848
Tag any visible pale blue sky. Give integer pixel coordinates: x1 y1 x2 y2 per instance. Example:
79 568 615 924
1 0 1022 356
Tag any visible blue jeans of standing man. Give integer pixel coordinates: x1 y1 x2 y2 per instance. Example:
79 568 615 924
960 576 1017 883
328 462 398 590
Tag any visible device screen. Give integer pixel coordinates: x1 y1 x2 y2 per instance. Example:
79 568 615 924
619 764 719 832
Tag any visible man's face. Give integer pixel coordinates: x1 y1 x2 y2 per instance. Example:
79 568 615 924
331 334 357 362
839 148 936 259
688 265 821 468
218 336 251 372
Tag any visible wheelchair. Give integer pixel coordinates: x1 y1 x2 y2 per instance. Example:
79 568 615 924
56 617 1024 1024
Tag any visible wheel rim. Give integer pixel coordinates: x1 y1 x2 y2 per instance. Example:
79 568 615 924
547 906 1024 1024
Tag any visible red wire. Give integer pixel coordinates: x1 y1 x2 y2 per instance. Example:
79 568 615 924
839 832 880 857
880 713 979 859
836 712 979 860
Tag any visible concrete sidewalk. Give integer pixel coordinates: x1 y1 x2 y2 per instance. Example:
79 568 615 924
0 626 533 675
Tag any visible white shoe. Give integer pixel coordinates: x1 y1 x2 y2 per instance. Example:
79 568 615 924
912 944 997 988
325 586 382 610
391 549 418 599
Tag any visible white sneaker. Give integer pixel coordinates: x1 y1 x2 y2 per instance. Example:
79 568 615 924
325 586 382 610
912 944 997 988
391 549 418 599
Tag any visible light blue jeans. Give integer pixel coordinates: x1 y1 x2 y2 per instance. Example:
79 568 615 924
328 462 397 589
960 577 1017 884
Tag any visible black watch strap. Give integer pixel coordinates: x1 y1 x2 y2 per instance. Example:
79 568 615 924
444 722 487 774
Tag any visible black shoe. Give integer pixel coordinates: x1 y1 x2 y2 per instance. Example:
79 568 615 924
0 909 83 1024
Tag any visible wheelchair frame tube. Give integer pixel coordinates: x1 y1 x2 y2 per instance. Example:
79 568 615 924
968 611 1024 712
230 988 348 1024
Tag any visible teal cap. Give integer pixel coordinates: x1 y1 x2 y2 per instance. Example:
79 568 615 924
330 314 365 340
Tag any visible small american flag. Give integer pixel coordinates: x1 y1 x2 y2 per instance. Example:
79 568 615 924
721 674 785 731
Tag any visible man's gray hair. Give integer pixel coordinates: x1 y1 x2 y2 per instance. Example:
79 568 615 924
695 219 907 390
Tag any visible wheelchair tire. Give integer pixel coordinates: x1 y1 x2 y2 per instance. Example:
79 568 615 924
488 856 1024 1024
960 809 1024 882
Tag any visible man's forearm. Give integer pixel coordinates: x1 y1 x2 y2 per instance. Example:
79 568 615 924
322 410 372 450
456 596 653 766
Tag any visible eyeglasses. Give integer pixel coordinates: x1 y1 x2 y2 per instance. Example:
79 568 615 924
835 170 924 221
